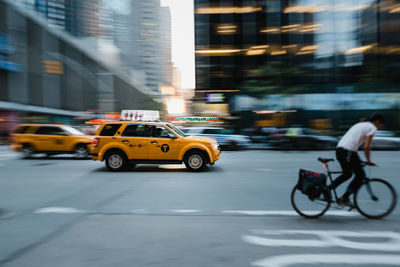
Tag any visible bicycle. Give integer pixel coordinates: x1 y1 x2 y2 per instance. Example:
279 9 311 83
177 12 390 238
291 157 397 219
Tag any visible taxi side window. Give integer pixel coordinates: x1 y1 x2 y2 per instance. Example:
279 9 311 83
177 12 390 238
100 124 121 136
36 126 66 136
122 124 148 137
13 126 30 134
149 125 173 138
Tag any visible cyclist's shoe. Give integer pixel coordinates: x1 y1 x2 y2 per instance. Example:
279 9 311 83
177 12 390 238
337 197 352 207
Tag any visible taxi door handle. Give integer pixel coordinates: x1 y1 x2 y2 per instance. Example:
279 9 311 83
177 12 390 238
151 141 158 144
122 140 129 143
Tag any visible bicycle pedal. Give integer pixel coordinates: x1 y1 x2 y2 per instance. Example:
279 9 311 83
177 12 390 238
348 206 354 211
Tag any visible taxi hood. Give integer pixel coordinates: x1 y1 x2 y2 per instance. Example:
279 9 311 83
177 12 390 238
184 135 217 144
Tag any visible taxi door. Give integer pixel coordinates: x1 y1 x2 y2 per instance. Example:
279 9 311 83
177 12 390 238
34 126 68 151
119 124 149 160
147 125 181 160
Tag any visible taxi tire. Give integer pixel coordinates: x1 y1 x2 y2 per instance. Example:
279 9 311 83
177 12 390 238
184 151 206 172
105 150 128 171
74 144 89 159
22 144 34 159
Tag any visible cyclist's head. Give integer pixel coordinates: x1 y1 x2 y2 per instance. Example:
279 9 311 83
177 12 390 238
367 113 384 128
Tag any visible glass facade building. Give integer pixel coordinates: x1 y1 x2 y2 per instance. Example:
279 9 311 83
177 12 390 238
194 0 400 108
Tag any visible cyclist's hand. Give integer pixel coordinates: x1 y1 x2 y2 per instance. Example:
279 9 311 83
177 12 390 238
367 161 376 166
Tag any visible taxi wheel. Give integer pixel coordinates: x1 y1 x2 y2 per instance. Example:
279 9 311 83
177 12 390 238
184 151 206 172
105 151 128 171
74 144 89 159
22 144 34 159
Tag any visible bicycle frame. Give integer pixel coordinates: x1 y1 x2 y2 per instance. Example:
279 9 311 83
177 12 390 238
323 163 342 202
323 162 376 203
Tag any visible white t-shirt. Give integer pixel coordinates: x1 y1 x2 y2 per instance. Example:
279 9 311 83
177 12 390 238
337 122 377 152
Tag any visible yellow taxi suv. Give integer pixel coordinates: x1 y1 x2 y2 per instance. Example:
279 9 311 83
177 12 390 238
90 122 221 171
10 124 93 158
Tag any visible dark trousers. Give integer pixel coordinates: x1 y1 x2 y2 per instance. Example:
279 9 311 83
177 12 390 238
331 147 365 195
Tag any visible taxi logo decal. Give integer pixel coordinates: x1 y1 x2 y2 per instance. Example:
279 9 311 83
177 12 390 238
55 139 64 145
161 144 170 153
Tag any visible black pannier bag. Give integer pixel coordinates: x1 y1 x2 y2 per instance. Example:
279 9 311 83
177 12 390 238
297 169 327 200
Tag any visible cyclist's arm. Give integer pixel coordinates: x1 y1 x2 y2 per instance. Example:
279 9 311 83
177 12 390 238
364 134 375 165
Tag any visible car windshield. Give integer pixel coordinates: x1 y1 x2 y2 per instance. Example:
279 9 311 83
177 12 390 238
167 124 187 137
62 126 86 136
219 129 234 135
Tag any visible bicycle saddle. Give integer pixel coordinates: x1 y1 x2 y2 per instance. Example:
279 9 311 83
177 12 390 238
318 157 334 163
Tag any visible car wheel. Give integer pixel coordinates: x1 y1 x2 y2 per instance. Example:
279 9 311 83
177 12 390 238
74 144 89 159
105 150 128 171
184 151 206 172
22 144 34 158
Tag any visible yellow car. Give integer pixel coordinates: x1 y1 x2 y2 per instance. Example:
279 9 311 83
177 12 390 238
90 121 220 171
10 124 93 158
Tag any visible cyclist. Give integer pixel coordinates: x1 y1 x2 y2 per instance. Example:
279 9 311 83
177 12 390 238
331 113 384 205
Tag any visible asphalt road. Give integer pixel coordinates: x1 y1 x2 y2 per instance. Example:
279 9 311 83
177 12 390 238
0 148 399 267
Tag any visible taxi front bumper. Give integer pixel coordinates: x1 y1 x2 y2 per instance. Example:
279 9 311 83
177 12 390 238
10 143 22 151
209 146 221 163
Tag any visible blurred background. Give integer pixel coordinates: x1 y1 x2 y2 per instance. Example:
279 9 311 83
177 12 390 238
1 0 400 149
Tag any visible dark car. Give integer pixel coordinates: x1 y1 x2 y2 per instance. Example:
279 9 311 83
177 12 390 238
272 127 338 150
371 131 400 150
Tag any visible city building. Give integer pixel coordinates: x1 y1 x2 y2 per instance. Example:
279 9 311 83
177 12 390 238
0 0 159 132
113 0 172 94
194 0 400 127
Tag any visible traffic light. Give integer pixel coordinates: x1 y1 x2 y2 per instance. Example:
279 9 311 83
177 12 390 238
42 60 63 74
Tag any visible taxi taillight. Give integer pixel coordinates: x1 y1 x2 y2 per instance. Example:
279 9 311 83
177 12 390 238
92 138 99 147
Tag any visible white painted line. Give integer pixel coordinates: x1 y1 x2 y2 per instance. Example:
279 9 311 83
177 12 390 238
35 207 84 214
244 230 400 251
223 210 297 216
169 210 202 213
222 210 359 216
252 254 400 267
256 168 275 172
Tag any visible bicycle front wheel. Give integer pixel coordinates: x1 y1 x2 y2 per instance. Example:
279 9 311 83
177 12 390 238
354 178 397 219
291 185 331 219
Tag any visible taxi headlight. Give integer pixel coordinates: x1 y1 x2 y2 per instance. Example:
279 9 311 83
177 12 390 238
212 143 219 150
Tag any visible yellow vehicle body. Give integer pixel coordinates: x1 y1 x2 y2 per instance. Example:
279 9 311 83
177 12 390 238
90 121 221 171
10 124 93 157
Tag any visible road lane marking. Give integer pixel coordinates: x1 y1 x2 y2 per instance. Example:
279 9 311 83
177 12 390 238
244 230 400 266
256 168 275 172
244 230 400 251
34 207 84 214
169 210 202 213
252 254 400 267
222 210 359 216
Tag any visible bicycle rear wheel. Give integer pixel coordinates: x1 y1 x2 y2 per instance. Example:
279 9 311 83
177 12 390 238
291 185 331 218
354 178 397 219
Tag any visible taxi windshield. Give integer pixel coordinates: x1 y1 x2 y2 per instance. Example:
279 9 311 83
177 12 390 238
167 124 187 137
62 126 86 136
